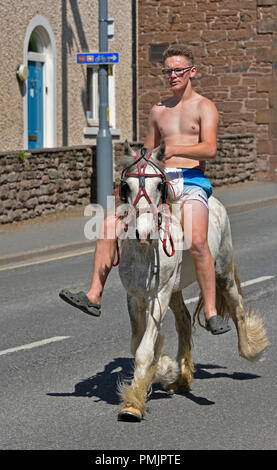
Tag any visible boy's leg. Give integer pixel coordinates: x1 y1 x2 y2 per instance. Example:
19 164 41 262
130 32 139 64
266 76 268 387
86 215 120 305
182 199 231 334
59 215 122 316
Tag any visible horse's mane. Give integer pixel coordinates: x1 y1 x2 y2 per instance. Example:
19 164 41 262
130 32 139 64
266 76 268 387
116 142 165 174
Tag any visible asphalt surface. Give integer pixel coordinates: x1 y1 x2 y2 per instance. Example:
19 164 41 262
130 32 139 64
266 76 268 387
0 180 276 266
0 198 276 451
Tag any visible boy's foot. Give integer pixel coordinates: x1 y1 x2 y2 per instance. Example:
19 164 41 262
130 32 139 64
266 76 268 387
205 315 231 335
59 289 101 317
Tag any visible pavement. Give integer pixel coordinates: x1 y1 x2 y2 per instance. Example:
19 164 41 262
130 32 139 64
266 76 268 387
0 180 276 266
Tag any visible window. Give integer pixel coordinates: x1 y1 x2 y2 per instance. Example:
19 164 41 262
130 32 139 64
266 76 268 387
28 31 44 53
86 65 116 129
86 67 99 124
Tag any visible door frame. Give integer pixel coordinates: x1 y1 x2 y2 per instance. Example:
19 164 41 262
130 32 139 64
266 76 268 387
23 16 57 149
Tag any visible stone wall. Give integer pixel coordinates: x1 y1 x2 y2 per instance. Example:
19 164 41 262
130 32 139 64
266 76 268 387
114 134 256 187
0 146 95 224
205 134 256 186
137 0 277 182
0 135 255 225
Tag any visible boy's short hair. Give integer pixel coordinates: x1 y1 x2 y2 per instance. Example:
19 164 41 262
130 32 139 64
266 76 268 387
162 44 194 66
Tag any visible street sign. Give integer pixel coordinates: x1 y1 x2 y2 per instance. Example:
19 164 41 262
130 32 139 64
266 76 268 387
76 52 119 65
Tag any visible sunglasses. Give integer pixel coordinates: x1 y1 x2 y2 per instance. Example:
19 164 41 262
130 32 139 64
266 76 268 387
162 66 193 77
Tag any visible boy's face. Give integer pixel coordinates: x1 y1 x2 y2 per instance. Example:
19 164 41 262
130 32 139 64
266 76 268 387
163 55 196 92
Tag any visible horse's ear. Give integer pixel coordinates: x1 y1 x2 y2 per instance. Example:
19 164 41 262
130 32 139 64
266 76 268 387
124 140 136 157
152 140 166 161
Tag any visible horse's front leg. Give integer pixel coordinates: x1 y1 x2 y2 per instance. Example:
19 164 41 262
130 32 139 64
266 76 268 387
166 291 195 393
127 294 147 357
118 287 170 421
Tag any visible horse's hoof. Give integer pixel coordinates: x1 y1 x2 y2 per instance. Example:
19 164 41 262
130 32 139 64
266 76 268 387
118 407 142 422
165 380 190 395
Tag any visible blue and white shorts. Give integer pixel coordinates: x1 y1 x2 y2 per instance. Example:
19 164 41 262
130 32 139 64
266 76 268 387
164 168 213 209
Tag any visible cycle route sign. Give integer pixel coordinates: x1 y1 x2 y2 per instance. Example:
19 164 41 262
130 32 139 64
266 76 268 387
76 52 119 65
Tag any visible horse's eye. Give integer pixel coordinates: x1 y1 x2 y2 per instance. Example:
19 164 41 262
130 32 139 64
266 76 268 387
157 182 162 191
120 182 130 202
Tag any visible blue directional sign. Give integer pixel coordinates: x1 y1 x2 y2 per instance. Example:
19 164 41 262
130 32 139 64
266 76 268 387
76 52 119 65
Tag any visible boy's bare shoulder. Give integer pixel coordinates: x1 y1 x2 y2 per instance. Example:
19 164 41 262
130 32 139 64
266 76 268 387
197 94 218 112
151 97 174 113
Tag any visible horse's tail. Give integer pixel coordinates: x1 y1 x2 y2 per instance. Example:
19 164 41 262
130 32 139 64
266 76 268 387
192 262 269 361
230 263 270 361
192 295 205 329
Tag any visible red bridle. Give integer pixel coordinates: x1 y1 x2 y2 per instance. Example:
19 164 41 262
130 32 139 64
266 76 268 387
124 150 165 209
113 150 175 265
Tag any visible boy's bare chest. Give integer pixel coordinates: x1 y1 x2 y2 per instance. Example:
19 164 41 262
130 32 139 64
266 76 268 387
156 105 200 139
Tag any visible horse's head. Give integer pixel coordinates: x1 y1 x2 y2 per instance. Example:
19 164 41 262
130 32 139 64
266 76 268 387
118 141 167 244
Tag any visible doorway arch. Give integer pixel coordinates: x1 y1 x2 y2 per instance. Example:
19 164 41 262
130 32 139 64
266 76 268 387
23 16 57 149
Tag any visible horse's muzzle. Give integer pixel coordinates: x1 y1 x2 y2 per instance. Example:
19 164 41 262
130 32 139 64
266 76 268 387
136 229 152 245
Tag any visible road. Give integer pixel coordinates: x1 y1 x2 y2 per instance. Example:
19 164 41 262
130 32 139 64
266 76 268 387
0 206 276 451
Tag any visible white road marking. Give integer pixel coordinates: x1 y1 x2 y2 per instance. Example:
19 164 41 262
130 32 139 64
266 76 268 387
0 336 71 357
185 296 201 305
240 275 274 287
0 277 274 357
0 249 94 272
185 275 275 304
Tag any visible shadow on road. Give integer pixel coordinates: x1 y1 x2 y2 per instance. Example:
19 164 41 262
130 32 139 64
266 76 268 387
194 363 261 381
47 357 134 405
47 358 260 407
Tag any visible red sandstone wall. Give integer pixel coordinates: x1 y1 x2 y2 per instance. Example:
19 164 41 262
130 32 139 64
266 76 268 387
137 0 277 182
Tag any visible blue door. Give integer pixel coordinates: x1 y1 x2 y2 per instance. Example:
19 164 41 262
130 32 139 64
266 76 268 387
28 61 43 149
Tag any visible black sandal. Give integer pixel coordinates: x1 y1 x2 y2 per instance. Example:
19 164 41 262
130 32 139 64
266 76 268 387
59 289 101 317
206 315 231 335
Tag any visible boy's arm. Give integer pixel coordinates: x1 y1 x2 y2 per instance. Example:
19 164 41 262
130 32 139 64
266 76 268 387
144 105 162 151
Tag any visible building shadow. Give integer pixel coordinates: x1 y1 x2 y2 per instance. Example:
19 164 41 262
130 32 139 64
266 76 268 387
61 0 89 145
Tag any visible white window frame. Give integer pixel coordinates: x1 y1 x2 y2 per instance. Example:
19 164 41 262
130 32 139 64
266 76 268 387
86 65 116 129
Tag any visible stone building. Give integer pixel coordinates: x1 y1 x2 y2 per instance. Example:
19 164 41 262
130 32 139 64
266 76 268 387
0 0 134 151
1 0 276 224
137 0 277 182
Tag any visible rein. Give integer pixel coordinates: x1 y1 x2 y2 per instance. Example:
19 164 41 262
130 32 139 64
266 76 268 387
113 150 175 266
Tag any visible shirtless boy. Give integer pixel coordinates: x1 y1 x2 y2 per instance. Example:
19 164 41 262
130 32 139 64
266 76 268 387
59 44 230 335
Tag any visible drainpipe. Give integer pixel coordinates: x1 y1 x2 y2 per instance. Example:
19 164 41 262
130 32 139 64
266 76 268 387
132 0 137 142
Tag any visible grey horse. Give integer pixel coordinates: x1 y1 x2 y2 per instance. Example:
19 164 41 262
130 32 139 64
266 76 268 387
116 142 269 422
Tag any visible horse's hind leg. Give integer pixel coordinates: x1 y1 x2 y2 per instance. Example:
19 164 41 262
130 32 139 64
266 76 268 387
162 291 195 393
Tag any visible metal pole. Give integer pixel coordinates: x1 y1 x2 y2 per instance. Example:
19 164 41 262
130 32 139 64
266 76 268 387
97 0 113 209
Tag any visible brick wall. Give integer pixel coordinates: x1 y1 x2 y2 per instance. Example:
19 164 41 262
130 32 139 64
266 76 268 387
256 0 277 181
137 0 277 182
0 146 95 224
